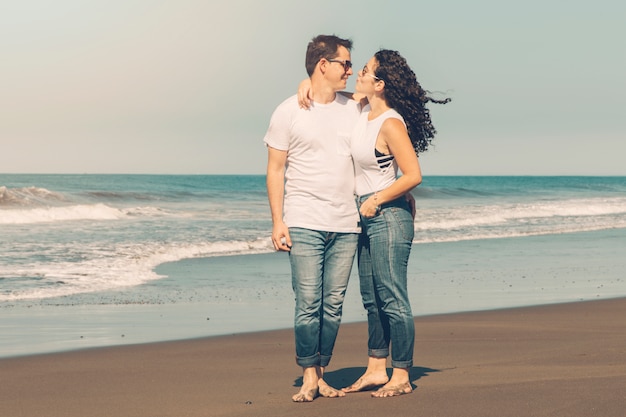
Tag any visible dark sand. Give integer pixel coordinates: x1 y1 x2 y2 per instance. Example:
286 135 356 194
2 298 625 417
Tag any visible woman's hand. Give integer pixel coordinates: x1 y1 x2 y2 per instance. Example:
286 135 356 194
405 193 416 219
297 78 312 109
359 196 380 218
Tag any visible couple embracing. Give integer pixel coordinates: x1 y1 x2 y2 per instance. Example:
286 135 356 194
264 34 449 402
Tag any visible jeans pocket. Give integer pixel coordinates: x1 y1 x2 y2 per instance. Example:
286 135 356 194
386 207 415 242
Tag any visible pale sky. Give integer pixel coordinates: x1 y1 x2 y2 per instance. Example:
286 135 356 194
2 0 625 175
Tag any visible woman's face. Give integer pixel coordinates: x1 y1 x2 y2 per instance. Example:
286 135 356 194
355 56 381 95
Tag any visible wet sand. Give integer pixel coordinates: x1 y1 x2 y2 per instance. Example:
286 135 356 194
2 297 625 417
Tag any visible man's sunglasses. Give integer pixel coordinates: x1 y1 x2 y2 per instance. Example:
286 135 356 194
326 58 352 72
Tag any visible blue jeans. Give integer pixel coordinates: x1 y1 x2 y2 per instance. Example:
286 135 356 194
357 195 415 369
288 228 358 368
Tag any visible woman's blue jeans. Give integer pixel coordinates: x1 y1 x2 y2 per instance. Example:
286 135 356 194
357 195 415 369
288 228 358 368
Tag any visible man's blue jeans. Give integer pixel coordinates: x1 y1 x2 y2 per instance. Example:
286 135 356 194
357 195 415 369
288 228 358 368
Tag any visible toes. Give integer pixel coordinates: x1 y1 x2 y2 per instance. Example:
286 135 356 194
342 377 388 393
292 388 317 402
341 381 363 393
371 383 412 398
319 385 346 398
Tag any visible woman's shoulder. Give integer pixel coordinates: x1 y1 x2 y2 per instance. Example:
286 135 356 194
380 114 407 136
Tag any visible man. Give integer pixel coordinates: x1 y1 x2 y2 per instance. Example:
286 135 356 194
264 34 361 402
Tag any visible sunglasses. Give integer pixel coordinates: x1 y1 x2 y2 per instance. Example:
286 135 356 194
362 64 382 81
326 58 353 72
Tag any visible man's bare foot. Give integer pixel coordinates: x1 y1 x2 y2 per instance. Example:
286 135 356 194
293 366 319 402
371 382 413 398
292 386 318 402
342 373 389 393
318 379 346 398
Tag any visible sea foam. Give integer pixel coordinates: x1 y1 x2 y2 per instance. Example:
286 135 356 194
0 203 128 224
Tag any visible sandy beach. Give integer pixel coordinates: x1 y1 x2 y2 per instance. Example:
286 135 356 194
2 297 625 417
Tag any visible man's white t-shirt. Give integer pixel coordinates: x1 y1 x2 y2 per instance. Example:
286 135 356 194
264 94 361 233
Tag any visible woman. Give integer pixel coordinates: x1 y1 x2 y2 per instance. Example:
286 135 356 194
299 49 449 397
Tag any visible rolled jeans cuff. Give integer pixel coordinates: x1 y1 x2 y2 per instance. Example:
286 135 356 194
296 353 320 368
391 359 413 369
368 348 389 359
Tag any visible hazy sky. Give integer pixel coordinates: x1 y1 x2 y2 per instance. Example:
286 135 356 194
2 0 625 175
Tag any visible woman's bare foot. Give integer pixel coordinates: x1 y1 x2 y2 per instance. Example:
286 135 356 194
343 356 389 393
318 378 346 398
371 381 413 398
342 372 389 393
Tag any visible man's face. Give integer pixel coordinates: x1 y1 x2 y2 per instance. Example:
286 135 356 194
325 46 353 91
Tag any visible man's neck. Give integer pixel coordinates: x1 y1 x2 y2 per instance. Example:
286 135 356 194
310 78 337 104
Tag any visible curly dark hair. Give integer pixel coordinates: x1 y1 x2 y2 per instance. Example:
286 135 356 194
373 49 450 154
305 34 353 77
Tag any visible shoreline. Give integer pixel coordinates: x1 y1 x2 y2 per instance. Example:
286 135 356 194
2 228 626 359
2 297 625 417
4 295 625 360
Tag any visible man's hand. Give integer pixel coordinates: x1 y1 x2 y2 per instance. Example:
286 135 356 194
271 222 292 251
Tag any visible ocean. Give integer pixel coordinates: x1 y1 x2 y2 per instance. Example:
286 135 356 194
2 174 626 357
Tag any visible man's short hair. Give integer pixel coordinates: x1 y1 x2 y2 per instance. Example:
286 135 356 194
305 34 353 77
